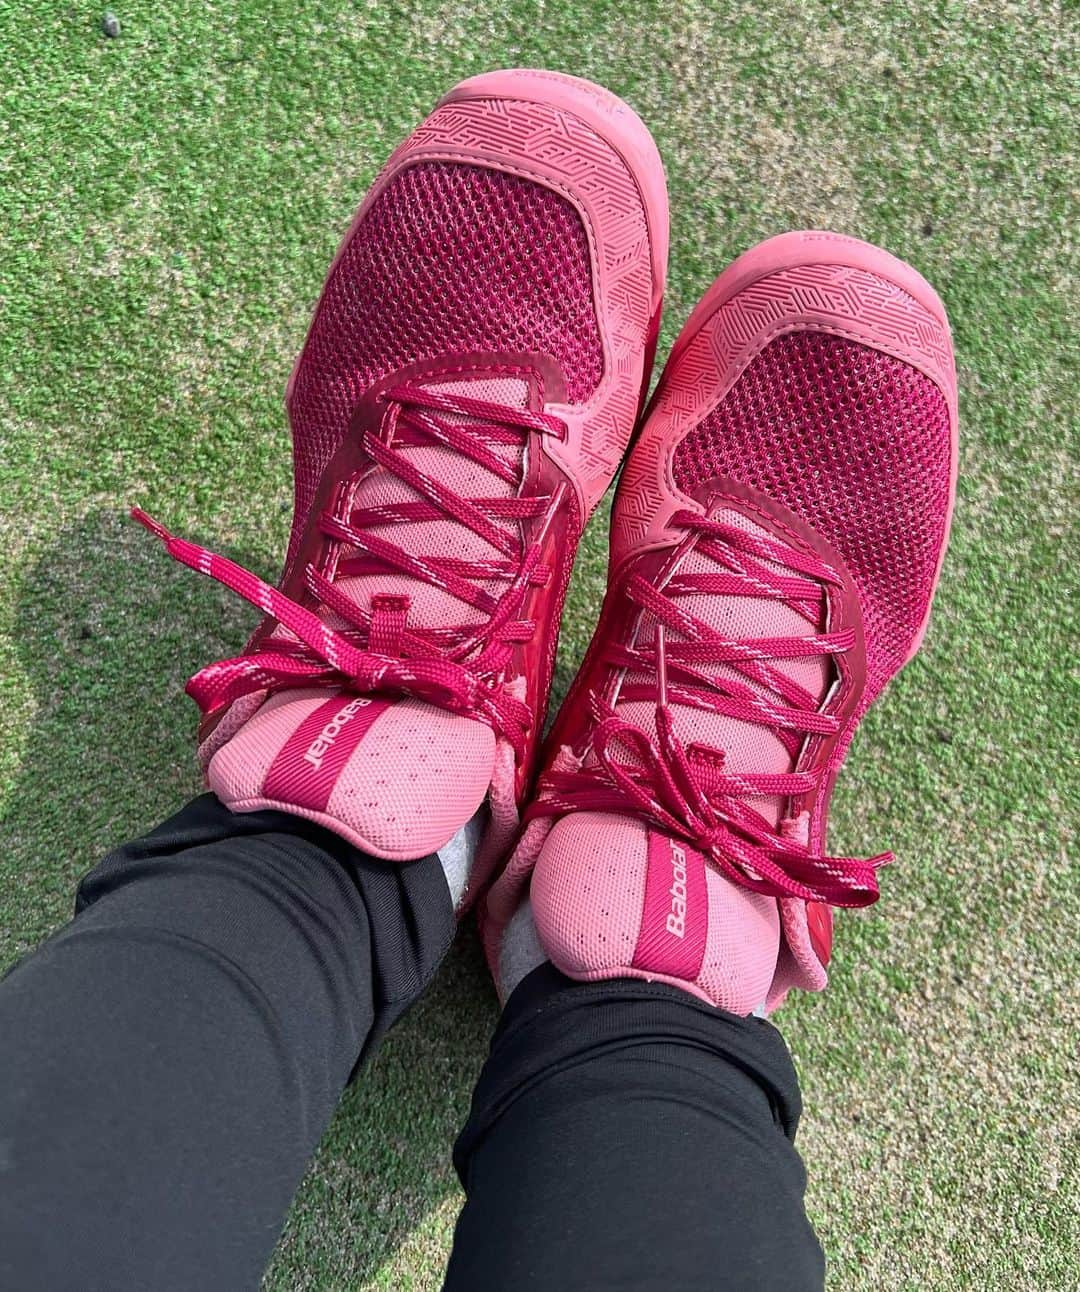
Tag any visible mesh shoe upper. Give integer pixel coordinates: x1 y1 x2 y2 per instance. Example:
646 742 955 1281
672 331 952 693
286 161 604 568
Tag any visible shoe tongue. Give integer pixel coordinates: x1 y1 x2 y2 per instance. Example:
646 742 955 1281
529 809 781 1014
614 508 829 827
261 372 533 676
207 686 496 860
210 375 529 855
335 372 532 633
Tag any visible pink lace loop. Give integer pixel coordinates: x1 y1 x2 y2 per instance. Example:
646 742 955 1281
527 514 890 907
132 385 568 757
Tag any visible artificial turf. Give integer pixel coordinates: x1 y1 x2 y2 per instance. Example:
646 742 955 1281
2 2 1076 1287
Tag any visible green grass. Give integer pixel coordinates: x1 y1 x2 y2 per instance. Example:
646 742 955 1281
2 1 1076 1287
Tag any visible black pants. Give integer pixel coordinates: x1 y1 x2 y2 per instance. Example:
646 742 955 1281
0 795 823 1290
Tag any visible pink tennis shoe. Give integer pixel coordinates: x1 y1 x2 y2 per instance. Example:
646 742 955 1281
136 71 957 1018
136 70 667 896
485 231 958 1013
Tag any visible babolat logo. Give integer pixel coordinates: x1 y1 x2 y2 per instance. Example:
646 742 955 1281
303 697 373 769
666 843 688 938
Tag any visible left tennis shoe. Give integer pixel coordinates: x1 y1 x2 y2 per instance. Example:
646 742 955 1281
134 70 667 905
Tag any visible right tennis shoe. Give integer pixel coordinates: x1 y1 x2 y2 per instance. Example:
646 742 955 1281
486 231 958 1013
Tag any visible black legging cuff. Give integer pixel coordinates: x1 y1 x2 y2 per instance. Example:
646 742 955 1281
455 961 803 1177
75 792 457 1068
447 963 823 1292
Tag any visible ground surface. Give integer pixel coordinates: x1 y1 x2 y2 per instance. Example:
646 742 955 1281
2 2 1076 1288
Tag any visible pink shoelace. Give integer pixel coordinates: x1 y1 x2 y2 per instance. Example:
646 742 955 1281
134 383 567 756
527 510 889 906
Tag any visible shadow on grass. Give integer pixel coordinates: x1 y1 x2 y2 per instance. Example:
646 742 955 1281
6 508 498 1287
